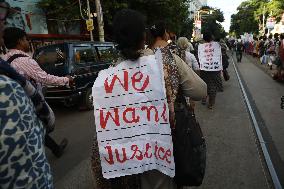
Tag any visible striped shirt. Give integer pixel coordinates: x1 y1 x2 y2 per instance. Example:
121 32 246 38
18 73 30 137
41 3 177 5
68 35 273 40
2 49 69 86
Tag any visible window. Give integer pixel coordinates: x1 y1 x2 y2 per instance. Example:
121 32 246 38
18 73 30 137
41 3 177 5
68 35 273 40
35 45 66 66
74 46 98 65
96 46 118 63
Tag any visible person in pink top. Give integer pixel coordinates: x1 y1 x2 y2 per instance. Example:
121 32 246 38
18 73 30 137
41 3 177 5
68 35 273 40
2 27 72 86
2 27 73 158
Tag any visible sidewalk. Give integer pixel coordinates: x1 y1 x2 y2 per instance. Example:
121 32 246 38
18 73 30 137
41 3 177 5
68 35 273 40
235 54 284 187
245 54 280 79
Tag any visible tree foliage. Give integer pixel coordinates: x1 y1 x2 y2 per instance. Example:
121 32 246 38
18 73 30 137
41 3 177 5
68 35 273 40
199 6 226 40
37 0 194 40
267 0 284 22
230 0 284 36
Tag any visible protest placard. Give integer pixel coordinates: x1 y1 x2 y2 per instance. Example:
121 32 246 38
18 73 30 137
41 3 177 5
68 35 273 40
198 42 223 71
92 53 175 179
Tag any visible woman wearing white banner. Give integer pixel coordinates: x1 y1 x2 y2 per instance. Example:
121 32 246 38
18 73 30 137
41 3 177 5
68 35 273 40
198 32 223 109
91 9 207 189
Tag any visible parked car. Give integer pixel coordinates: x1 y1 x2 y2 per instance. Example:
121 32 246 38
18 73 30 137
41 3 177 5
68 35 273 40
33 41 118 110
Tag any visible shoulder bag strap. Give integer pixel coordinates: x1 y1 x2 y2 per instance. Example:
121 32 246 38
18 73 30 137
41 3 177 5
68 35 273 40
6 54 28 64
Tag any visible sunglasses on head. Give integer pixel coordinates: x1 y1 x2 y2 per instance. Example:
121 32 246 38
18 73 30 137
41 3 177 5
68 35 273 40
0 3 9 21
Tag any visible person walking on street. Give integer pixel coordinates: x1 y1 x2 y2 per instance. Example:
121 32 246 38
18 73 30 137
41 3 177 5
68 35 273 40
273 33 284 81
198 32 223 109
0 2 53 188
177 37 200 73
91 10 207 189
236 39 243 62
2 27 72 158
220 39 230 82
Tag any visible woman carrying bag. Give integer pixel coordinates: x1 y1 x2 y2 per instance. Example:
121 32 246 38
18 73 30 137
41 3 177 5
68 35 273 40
91 10 207 189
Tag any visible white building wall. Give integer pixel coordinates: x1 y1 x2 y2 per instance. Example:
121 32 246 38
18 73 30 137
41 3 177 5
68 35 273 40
188 0 206 19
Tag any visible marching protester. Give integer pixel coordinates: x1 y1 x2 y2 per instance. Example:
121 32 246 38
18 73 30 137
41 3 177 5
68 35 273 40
0 2 53 188
259 35 267 58
266 34 276 69
273 33 284 81
2 27 72 158
198 32 223 109
220 39 230 81
235 38 244 62
91 9 207 189
177 37 200 73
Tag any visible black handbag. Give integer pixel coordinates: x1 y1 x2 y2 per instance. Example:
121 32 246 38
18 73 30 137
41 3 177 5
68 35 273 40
173 89 206 187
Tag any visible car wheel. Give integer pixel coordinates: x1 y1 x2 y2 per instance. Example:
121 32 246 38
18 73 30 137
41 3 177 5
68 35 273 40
82 88 93 110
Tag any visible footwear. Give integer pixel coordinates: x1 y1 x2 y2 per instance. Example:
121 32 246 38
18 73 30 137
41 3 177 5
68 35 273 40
53 138 68 158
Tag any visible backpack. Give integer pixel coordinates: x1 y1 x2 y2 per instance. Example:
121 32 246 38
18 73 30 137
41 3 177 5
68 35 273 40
236 42 243 51
6 53 42 90
5 54 55 133
173 88 206 187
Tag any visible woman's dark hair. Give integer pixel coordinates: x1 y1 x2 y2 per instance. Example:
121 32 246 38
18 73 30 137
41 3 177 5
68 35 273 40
150 21 167 38
3 27 26 49
280 33 284 40
113 9 146 61
203 31 213 42
263 35 267 40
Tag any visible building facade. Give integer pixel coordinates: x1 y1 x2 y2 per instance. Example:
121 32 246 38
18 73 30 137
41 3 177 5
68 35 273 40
5 0 48 34
3 0 89 51
188 0 207 19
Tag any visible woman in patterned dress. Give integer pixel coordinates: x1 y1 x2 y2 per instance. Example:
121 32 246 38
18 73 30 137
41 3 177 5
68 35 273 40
142 21 207 189
91 11 207 189
198 32 223 109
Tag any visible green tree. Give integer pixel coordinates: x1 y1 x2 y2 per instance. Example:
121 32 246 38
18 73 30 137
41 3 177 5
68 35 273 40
230 0 268 36
37 0 194 40
199 6 226 39
230 0 284 36
267 0 284 22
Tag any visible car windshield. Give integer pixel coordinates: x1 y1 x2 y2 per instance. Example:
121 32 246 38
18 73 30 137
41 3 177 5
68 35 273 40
74 45 98 65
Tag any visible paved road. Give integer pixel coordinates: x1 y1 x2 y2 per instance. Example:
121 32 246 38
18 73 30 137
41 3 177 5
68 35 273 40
233 53 284 187
47 53 284 189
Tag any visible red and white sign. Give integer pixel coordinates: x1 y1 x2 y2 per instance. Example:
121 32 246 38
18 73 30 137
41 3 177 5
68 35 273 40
198 42 222 71
195 20 202 30
92 53 175 179
266 17 276 29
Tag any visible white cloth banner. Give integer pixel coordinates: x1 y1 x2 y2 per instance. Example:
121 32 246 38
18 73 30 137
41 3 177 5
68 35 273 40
92 54 175 179
198 42 223 71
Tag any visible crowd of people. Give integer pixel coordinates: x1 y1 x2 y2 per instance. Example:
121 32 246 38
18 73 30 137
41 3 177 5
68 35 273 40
228 33 284 82
1 3 231 189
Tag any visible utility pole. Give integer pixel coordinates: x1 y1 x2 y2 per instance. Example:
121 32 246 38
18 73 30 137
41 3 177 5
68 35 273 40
95 0 105 42
87 0 94 41
78 0 94 41
263 5 266 35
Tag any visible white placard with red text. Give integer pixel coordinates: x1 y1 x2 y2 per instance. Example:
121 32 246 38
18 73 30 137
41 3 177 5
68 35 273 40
92 54 175 179
198 42 223 71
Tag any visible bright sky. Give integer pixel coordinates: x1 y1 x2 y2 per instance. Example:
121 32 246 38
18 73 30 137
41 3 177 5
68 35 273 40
207 0 247 32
